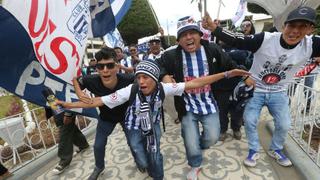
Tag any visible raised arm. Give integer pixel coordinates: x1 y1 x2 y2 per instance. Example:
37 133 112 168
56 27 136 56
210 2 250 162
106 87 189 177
57 97 104 109
184 69 251 91
202 12 264 53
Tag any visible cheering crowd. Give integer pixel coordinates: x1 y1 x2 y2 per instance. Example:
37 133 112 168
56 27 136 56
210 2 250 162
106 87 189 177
50 6 319 180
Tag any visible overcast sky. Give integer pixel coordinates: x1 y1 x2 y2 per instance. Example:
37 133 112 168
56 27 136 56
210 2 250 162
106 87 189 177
149 0 243 36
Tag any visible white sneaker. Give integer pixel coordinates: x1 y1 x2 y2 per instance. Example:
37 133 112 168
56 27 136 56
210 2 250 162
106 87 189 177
52 164 69 175
187 167 201 180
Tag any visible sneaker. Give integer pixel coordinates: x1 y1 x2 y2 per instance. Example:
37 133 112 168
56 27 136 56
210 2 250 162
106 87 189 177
243 149 260 167
187 167 201 180
88 167 104 180
52 164 69 174
267 149 292 167
233 130 242 140
219 132 227 141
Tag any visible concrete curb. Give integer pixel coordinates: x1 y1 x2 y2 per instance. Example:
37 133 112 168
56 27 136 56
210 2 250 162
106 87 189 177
266 121 320 180
11 123 97 180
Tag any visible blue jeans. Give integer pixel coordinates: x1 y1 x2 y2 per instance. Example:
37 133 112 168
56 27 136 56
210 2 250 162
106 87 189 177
181 112 220 167
94 119 136 169
244 91 291 151
127 124 163 180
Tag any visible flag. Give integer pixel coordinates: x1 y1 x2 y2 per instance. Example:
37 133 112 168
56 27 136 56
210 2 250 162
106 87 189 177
90 0 132 37
295 63 318 77
103 28 125 48
231 0 247 27
0 0 131 117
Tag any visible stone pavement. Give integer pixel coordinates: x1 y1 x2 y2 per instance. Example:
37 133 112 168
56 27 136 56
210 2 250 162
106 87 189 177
24 108 302 180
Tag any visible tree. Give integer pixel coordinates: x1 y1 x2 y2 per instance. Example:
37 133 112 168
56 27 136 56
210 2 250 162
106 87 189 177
118 0 159 44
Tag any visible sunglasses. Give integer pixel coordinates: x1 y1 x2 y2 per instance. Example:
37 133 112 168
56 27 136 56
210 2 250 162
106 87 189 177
96 63 116 70
241 22 251 29
129 49 137 52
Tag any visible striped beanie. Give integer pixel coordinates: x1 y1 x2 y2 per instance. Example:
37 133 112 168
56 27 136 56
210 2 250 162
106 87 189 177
135 60 160 82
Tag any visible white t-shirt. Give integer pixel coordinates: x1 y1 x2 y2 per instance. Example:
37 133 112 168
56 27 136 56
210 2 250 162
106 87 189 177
101 82 185 108
250 32 313 92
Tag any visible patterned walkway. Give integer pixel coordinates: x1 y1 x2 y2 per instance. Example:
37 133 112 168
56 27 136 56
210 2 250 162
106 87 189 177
32 109 297 180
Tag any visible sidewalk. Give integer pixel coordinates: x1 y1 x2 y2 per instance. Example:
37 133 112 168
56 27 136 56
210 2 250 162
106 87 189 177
25 108 301 180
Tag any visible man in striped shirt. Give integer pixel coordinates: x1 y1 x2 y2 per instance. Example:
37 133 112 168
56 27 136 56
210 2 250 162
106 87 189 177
156 16 245 180
58 60 249 180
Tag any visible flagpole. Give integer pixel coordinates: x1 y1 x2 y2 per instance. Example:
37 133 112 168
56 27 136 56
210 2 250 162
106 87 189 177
204 0 207 15
217 0 222 19
166 19 170 46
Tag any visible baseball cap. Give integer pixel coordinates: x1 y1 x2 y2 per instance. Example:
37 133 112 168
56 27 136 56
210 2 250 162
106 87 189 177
177 16 203 40
149 36 161 43
285 6 316 25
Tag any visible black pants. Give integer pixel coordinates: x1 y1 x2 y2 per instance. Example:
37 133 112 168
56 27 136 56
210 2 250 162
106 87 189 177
214 90 243 133
0 163 8 175
57 119 89 166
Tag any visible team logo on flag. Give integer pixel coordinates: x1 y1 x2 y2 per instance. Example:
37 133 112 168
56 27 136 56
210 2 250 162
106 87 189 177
67 0 90 45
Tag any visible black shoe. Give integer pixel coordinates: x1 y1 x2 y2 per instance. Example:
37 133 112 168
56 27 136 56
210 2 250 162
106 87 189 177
76 144 89 154
88 167 104 180
52 164 69 175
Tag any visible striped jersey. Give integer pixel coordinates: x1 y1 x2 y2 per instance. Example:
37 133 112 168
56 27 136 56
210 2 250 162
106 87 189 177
182 46 217 115
101 82 185 130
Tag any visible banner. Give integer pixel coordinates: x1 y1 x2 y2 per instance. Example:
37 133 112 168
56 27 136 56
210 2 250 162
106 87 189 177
0 6 97 117
231 0 247 27
0 0 131 117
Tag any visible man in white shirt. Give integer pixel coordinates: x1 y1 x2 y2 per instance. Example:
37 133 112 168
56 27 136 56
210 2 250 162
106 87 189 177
202 6 320 167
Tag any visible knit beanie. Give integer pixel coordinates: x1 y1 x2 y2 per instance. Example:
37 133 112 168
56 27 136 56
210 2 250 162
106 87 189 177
177 16 203 40
135 60 160 82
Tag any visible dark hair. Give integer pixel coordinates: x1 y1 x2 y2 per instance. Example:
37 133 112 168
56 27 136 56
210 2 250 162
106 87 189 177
128 44 137 49
242 19 256 34
114 46 123 52
95 47 117 62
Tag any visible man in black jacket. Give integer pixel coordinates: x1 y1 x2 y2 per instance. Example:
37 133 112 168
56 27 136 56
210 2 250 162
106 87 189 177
156 16 248 180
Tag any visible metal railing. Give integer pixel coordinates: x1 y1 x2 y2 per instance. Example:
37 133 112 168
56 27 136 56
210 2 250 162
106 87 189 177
288 74 320 167
0 107 97 172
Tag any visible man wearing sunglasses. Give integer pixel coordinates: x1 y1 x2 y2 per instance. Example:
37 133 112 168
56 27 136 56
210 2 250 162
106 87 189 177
145 27 169 61
72 47 144 180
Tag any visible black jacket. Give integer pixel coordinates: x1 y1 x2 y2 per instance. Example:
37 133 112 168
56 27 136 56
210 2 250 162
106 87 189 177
157 39 238 119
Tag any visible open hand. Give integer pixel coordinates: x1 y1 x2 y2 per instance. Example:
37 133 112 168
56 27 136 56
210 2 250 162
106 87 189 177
228 69 251 78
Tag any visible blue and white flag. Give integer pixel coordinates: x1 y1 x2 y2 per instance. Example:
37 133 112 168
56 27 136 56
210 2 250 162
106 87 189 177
231 0 247 27
0 0 131 117
103 28 125 48
90 0 132 37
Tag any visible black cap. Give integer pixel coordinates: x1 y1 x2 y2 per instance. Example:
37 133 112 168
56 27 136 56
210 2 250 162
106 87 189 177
285 6 316 25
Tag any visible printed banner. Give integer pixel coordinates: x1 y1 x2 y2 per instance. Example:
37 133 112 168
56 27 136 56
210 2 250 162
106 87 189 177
0 0 131 117
0 6 97 117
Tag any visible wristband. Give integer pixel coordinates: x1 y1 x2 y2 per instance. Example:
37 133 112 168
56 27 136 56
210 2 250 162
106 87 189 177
242 75 249 81
224 71 229 79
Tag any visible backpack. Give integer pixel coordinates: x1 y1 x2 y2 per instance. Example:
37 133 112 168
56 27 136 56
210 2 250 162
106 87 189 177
128 82 166 132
